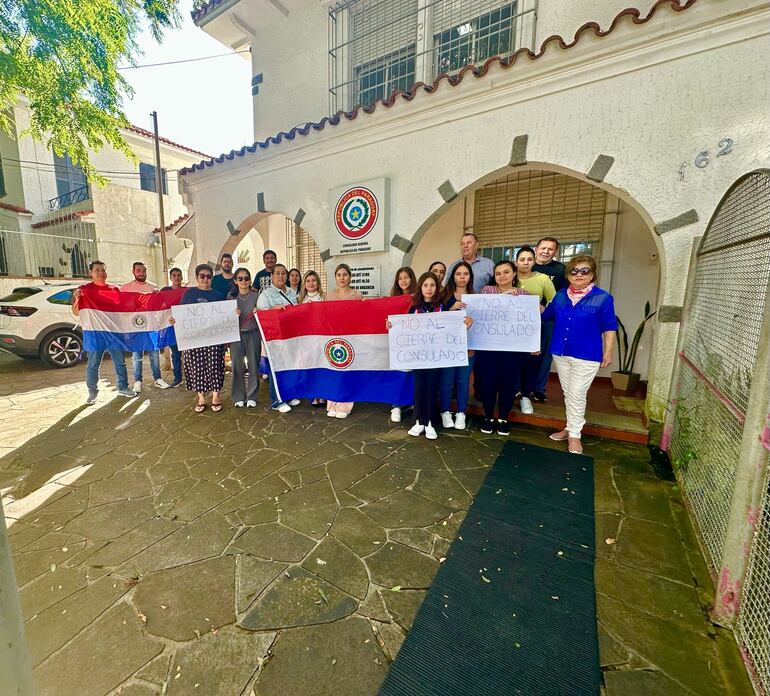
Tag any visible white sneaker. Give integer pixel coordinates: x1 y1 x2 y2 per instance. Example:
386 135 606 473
335 411 348 419
85 391 98 405
154 378 170 389
246 400 257 408
441 411 454 428
133 381 142 393
272 402 291 413
408 421 425 437
520 397 534 415
289 399 301 406
425 422 438 440
327 410 337 418
454 412 466 430
390 407 401 423
234 401 245 408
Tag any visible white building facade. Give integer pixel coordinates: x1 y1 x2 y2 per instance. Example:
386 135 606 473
0 102 208 290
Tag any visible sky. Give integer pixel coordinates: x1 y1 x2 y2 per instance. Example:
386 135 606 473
121 0 253 159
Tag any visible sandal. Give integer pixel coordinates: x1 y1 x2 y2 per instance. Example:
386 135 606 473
194 403 207 413
211 402 223 413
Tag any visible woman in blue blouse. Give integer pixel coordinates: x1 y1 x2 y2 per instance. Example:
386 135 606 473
540 255 617 454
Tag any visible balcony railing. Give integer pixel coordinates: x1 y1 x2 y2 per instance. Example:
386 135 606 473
48 184 90 211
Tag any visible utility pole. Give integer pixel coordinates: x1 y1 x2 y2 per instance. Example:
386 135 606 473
151 111 168 276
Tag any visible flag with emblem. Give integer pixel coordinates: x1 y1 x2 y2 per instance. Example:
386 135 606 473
78 285 186 352
256 295 413 404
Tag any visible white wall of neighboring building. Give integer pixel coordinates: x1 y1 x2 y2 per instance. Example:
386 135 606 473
182 0 770 420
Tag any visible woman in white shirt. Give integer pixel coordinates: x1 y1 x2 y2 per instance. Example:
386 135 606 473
299 270 325 407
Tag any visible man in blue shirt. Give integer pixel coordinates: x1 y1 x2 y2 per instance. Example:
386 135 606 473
446 232 494 292
212 253 236 297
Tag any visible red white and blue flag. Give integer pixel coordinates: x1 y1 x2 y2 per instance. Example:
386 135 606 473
79 285 186 352
256 295 413 404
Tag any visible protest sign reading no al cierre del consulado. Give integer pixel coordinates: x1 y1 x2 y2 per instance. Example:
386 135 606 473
388 311 469 370
171 300 240 350
462 294 541 352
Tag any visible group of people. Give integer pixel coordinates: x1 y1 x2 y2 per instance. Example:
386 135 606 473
74 232 617 455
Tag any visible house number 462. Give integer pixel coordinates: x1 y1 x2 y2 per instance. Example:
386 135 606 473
694 138 734 168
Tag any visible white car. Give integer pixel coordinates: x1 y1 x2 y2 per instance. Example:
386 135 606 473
0 282 85 368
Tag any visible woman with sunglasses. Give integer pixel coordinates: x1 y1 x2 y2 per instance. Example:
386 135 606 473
541 255 617 454
171 263 230 413
228 267 261 408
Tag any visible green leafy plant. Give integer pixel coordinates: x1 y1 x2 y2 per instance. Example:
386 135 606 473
616 301 656 374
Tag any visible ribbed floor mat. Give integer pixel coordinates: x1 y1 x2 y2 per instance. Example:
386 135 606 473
378 441 600 696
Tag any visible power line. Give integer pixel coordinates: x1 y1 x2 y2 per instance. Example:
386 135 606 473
117 49 250 69
0 157 181 178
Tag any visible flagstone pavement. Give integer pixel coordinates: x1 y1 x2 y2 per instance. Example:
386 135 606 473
0 355 755 696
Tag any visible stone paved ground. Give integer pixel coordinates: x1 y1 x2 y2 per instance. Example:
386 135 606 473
0 354 756 696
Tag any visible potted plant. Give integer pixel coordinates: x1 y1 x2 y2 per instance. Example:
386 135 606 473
611 301 656 392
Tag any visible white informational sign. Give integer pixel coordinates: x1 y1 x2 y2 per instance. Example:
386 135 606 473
388 311 469 370
329 178 389 255
171 300 240 350
349 264 381 297
463 294 541 352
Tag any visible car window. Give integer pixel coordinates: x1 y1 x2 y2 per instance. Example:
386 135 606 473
47 290 74 305
0 288 43 302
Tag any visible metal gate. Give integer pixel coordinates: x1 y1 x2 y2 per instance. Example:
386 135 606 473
666 170 770 694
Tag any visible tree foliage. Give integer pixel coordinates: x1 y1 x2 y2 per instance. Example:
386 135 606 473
0 0 180 182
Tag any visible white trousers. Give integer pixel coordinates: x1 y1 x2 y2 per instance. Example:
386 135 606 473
552 355 600 438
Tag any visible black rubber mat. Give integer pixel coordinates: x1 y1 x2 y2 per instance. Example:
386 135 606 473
378 441 600 696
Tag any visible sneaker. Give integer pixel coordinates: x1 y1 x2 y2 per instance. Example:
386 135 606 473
497 419 510 436
425 422 438 440
390 407 402 423
441 411 454 429
480 418 494 434
154 378 170 389
327 409 337 418
520 397 534 415
261 374 268 381
549 429 569 441
85 391 98 405
531 390 547 403
408 421 425 437
246 400 257 408
568 437 583 455
117 388 138 398
170 378 183 388
272 401 291 413
289 398 301 406
133 380 142 393
454 412 466 430
234 401 245 408
335 411 348 419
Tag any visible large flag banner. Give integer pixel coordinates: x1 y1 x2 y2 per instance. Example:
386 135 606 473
79 286 186 352
256 295 413 404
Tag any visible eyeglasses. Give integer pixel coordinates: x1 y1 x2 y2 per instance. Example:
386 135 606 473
569 268 593 276
198 273 213 279
236 276 250 281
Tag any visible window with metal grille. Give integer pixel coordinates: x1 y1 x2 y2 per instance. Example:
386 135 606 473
53 153 87 199
285 218 328 291
139 162 168 195
474 171 607 262
355 46 416 107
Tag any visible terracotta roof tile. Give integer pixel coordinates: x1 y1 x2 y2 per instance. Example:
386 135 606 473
0 201 33 215
182 0 697 175
125 125 211 159
31 210 95 229
153 213 190 234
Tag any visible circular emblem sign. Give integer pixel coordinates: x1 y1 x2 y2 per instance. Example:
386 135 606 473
324 338 355 369
334 187 379 241
131 315 147 329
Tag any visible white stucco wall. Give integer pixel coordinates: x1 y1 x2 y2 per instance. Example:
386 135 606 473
182 0 770 419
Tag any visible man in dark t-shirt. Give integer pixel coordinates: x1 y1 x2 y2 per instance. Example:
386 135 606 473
212 253 236 297
253 249 277 292
531 237 568 401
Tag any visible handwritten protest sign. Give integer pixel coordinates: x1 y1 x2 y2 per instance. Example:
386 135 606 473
463 294 540 352
171 300 240 350
388 311 468 370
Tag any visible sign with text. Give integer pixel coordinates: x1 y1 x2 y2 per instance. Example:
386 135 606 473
463 294 541 352
388 311 469 370
329 178 389 255
171 300 240 350
349 264 381 297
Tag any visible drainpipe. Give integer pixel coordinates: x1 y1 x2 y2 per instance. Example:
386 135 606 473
0 499 34 695
712 268 770 625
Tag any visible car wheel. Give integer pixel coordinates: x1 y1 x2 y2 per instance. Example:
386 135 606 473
40 330 83 368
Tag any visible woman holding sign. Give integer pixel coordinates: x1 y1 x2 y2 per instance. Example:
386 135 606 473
171 264 227 413
476 260 530 436
228 268 260 408
388 267 417 423
439 261 475 430
541 255 617 455
326 264 363 418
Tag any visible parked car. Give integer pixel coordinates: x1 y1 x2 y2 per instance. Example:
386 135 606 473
0 283 85 368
